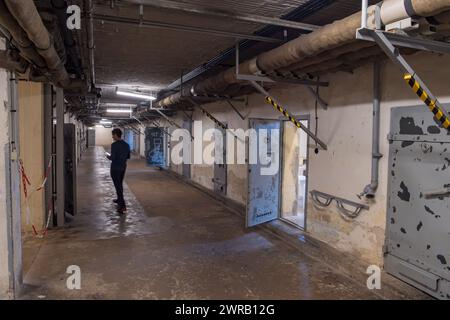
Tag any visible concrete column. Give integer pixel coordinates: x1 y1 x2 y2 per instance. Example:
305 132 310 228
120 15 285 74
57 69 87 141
0 40 22 299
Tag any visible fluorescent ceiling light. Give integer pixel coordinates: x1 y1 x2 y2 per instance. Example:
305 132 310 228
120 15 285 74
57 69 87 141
95 124 104 128
116 89 156 101
100 103 137 108
106 108 132 113
99 120 113 124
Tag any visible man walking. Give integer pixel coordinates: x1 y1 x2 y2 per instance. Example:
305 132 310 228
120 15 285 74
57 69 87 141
107 128 130 214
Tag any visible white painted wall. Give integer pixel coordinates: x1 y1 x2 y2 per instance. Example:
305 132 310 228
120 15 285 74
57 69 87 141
95 126 113 148
159 51 450 266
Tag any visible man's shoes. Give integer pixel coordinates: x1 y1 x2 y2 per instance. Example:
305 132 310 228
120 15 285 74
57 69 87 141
117 206 127 214
113 199 118 204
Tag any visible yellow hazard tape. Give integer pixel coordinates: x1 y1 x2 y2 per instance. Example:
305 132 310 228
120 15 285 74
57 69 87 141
265 96 303 129
199 108 227 130
404 73 450 130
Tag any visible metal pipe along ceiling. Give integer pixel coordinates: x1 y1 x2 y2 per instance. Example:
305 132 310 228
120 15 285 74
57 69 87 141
0 0 47 68
158 0 450 108
0 0 71 87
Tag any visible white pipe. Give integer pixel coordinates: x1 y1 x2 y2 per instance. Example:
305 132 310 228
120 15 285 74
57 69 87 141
380 0 410 26
361 0 369 28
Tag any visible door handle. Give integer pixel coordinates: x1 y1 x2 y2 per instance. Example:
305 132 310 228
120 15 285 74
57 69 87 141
424 187 450 199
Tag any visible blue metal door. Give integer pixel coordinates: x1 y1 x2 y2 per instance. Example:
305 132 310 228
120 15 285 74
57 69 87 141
145 127 165 167
247 119 282 227
124 129 134 151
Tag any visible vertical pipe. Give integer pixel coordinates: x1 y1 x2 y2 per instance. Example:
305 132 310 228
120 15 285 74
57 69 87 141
371 61 381 192
361 0 369 29
87 0 96 87
55 87 65 226
360 62 381 199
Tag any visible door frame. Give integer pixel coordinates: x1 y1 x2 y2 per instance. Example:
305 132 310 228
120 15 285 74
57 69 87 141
246 117 284 228
213 123 227 196
182 119 192 179
279 114 310 231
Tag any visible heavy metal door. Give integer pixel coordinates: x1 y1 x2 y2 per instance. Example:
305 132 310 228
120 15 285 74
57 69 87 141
213 125 227 195
124 129 134 151
247 119 282 227
87 128 95 147
64 124 77 216
385 106 450 299
145 127 165 167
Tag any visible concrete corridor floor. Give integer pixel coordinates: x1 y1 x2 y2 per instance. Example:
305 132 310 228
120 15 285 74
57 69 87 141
20 146 384 299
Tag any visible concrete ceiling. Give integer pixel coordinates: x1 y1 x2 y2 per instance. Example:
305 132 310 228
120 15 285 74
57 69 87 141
92 0 312 101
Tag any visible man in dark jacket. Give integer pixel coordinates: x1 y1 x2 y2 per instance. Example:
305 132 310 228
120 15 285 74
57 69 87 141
107 128 130 214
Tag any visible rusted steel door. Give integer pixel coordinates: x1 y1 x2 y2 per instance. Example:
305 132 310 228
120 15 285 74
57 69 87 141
385 105 450 299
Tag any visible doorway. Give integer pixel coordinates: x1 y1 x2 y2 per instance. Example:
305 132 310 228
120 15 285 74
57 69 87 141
145 127 165 167
280 117 309 229
246 118 282 227
124 129 135 152
182 119 192 179
213 124 227 196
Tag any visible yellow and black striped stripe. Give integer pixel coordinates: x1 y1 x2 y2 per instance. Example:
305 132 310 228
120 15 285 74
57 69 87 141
199 107 227 130
404 73 450 130
265 96 303 129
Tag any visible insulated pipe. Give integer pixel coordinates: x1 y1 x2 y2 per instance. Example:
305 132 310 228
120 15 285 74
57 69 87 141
381 0 450 25
292 46 383 76
276 42 375 76
161 0 450 107
0 0 46 68
4 0 70 87
360 62 382 199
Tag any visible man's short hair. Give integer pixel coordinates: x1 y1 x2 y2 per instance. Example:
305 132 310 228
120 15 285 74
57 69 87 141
112 128 122 138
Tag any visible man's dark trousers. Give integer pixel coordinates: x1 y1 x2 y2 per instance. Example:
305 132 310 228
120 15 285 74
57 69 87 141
111 168 126 207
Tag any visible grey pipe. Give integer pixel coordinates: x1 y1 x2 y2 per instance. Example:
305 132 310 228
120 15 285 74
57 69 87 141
87 0 96 86
360 61 382 199
4 0 70 87
0 0 46 68
158 2 450 108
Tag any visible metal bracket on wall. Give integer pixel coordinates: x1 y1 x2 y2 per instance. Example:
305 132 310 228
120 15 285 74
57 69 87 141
249 80 328 150
187 97 245 143
226 100 246 120
357 0 450 130
310 190 370 219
